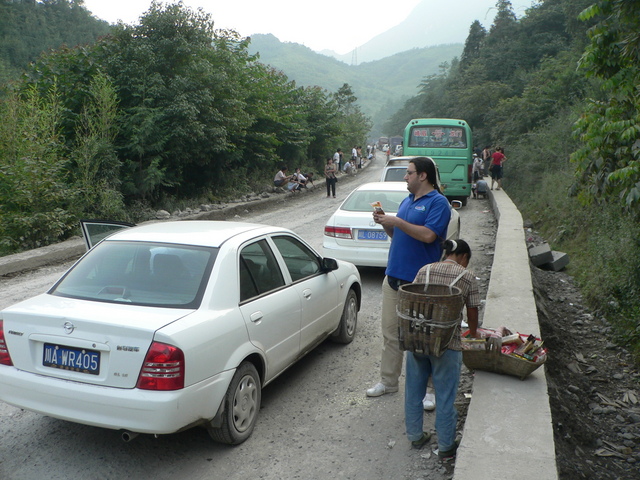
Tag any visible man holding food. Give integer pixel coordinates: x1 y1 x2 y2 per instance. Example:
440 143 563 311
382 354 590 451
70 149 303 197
366 157 451 398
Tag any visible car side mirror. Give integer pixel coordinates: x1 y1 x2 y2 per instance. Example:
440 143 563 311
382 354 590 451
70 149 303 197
321 257 339 272
450 200 463 210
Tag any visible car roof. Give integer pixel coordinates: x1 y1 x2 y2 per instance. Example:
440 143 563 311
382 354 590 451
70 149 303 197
384 156 417 166
351 182 409 193
103 221 287 248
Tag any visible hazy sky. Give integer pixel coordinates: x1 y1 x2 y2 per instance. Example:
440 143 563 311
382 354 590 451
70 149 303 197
82 0 536 55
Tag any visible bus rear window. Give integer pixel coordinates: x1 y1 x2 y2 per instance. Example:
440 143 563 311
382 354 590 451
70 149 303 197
408 126 467 149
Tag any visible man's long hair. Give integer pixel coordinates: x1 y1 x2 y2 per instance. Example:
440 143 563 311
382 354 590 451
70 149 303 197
411 157 442 194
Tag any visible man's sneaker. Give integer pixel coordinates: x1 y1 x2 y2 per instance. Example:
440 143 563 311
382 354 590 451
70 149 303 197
410 432 431 449
422 392 436 411
366 383 398 397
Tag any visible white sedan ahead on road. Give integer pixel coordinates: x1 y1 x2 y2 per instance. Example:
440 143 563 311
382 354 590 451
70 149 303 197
0 221 361 444
323 182 460 268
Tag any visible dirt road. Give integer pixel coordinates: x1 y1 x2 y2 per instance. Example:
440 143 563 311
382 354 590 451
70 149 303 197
0 155 497 480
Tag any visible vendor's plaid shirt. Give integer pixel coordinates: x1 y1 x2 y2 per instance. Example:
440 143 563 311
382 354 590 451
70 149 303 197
413 260 481 351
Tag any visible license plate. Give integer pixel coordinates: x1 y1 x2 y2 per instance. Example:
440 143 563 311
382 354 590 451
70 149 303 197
43 343 100 375
357 230 388 241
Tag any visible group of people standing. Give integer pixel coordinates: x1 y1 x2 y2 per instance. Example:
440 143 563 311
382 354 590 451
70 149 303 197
471 145 508 198
365 156 481 459
479 145 508 191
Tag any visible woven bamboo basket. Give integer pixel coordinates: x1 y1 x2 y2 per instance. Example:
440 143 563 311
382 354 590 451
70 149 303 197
396 283 464 356
462 346 546 380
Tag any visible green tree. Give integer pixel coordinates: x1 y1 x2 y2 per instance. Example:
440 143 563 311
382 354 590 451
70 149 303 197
571 0 640 210
0 84 74 253
460 20 486 70
333 83 372 152
99 2 242 198
71 72 125 219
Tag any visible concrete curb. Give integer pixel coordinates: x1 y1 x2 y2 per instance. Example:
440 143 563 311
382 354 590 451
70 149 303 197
453 188 558 480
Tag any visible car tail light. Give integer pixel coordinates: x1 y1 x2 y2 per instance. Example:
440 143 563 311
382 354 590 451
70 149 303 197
324 226 353 239
0 321 14 366
136 342 185 390
468 163 473 182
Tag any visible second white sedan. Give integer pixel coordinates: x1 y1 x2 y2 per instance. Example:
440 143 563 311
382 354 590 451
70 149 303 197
323 182 460 268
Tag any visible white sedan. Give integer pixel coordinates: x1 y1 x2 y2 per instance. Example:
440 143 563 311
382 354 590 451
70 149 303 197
0 221 361 444
322 182 460 268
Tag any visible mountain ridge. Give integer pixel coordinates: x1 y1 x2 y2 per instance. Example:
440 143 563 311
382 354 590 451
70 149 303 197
316 0 502 64
247 33 462 133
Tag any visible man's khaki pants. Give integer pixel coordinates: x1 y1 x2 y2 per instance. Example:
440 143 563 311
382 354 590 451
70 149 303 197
379 276 404 387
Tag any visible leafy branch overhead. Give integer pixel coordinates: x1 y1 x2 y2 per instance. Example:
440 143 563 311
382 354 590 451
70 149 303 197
571 0 640 209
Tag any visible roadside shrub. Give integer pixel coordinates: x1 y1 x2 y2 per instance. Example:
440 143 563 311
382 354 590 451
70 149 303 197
0 85 76 254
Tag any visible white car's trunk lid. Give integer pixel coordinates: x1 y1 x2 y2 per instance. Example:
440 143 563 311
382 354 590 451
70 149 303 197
1 294 192 388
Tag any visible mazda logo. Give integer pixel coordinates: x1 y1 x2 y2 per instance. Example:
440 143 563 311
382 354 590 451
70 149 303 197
63 321 75 334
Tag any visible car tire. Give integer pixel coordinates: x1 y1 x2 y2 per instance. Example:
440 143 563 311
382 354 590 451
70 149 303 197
208 362 261 445
331 289 358 344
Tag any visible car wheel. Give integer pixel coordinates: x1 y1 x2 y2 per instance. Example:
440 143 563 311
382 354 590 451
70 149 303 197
331 289 358 344
208 362 261 445
461 196 468 207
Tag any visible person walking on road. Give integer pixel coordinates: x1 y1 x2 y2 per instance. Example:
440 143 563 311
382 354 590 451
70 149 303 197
490 147 507 190
366 157 452 398
404 239 480 456
325 157 338 198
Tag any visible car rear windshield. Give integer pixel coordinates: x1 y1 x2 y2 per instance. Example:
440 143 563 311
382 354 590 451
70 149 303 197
341 190 408 213
50 241 216 308
383 168 408 182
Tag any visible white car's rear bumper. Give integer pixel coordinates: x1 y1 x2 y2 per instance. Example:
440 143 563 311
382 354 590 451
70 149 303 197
0 365 235 434
323 241 388 268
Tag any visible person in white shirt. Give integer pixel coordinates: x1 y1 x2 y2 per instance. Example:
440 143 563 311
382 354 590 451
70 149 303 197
472 154 483 181
333 148 342 171
293 167 308 187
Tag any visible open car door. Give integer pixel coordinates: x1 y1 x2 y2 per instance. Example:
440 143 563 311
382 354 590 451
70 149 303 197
80 219 135 250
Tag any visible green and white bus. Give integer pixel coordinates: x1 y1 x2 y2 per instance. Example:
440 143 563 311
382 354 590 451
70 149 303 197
403 118 473 205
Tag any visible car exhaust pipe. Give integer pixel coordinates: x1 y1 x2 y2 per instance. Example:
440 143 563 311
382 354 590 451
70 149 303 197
121 430 139 442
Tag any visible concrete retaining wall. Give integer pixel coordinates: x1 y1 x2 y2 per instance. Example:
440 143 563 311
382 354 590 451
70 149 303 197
454 189 558 479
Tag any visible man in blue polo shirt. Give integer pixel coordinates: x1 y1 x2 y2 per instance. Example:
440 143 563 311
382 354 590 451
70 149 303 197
366 157 451 400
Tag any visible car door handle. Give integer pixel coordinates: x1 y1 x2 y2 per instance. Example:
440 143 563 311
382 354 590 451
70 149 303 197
250 311 263 323
302 289 312 299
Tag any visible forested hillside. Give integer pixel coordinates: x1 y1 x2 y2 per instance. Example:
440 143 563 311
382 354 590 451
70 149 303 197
0 0 109 82
387 0 640 357
248 33 462 135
